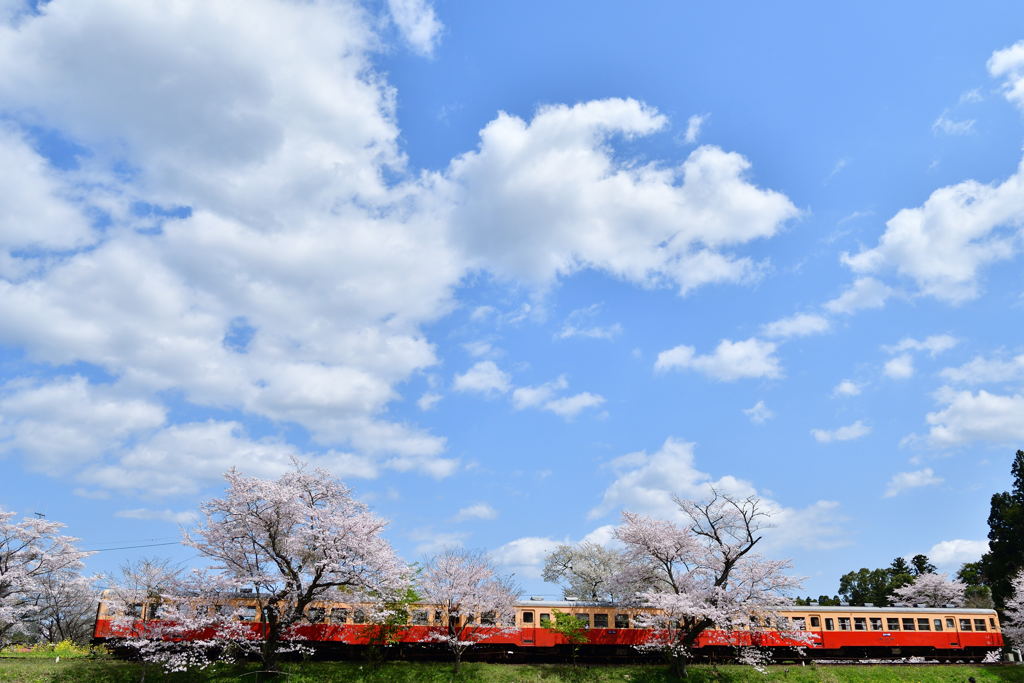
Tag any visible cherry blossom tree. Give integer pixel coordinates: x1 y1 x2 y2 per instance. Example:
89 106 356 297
417 548 519 673
0 509 90 648
184 463 408 673
26 571 97 645
891 572 966 608
615 491 808 677
542 541 647 601
1004 568 1024 646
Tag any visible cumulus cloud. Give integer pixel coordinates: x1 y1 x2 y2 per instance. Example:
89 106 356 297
512 376 604 419
556 304 622 340
884 334 958 356
833 379 863 397
440 99 799 294
760 313 830 339
543 392 605 419
386 0 442 56
655 337 782 381
588 437 847 550
683 113 709 144
884 468 943 497
884 354 915 379
926 539 989 567
511 376 568 409
453 361 511 396
453 503 498 521
940 353 1024 385
743 400 774 424
811 420 871 443
0 376 165 474
925 388 1024 446
417 392 442 411
823 277 893 314
490 536 561 579
989 40 1024 111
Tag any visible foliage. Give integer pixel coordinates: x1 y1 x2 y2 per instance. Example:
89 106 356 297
183 462 408 672
910 554 936 575
542 609 588 664
955 561 994 608
837 556 919 606
615 491 810 677
891 572 965 607
0 509 91 648
23 572 97 645
980 449 1024 608
417 548 519 673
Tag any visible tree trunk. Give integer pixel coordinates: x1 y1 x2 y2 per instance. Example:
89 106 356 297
453 648 462 674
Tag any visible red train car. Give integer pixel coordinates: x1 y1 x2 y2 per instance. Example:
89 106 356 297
94 595 1004 662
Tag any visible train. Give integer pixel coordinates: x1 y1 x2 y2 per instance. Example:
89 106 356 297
93 594 1005 662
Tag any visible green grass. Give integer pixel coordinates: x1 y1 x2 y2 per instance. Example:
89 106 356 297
0 660 1022 682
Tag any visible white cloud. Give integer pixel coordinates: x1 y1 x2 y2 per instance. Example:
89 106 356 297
823 277 893 314
940 353 1024 385
0 376 166 474
841 159 1024 303
489 536 561 579
932 112 975 136
811 420 871 443
989 40 1024 111
926 539 988 567
453 503 498 522
743 400 774 424
556 304 622 340
386 0 442 57
884 334 958 356
417 392 442 411
79 421 380 497
115 508 197 525
760 312 830 339
833 379 863 397
463 340 495 357
589 437 846 550
884 354 915 379
441 99 799 295
453 361 511 396
543 392 605 419
655 337 782 381
683 113 709 144
925 388 1024 446
511 376 568 409
884 468 943 497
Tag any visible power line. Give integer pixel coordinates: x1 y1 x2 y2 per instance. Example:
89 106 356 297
83 541 183 553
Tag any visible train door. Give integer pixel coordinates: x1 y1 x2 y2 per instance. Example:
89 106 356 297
807 614 825 649
944 616 960 649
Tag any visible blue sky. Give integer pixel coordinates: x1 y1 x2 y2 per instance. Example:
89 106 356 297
2 0 1024 598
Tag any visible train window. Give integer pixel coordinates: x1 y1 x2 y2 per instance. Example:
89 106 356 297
749 615 760 627
522 611 534 624
959 619 972 631
307 607 325 623
809 616 820 628
870 618 882 631
917 618 930 631
793 617 806 630
990 618 997 630
593 614 609 628
854 618 866 631
128 603 143 618
482 611 496 626
434 610 442 623
974 619 987 632
945 617 955 629
887 618 900 631
933 619 943 632
146 603 160 620
577 613 590 628
239 606 257 622
353 609 366 624
412 610 428 625
838 618 850 631
615 614 629 628
539 613 550 625
902 618 915 631
330 608 348 624
824 618 834 630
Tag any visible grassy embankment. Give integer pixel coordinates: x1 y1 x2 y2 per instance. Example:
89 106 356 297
1 656 1024 683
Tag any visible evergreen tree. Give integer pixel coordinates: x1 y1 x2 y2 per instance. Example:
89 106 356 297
980 450 1024 608
910 554 936 575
